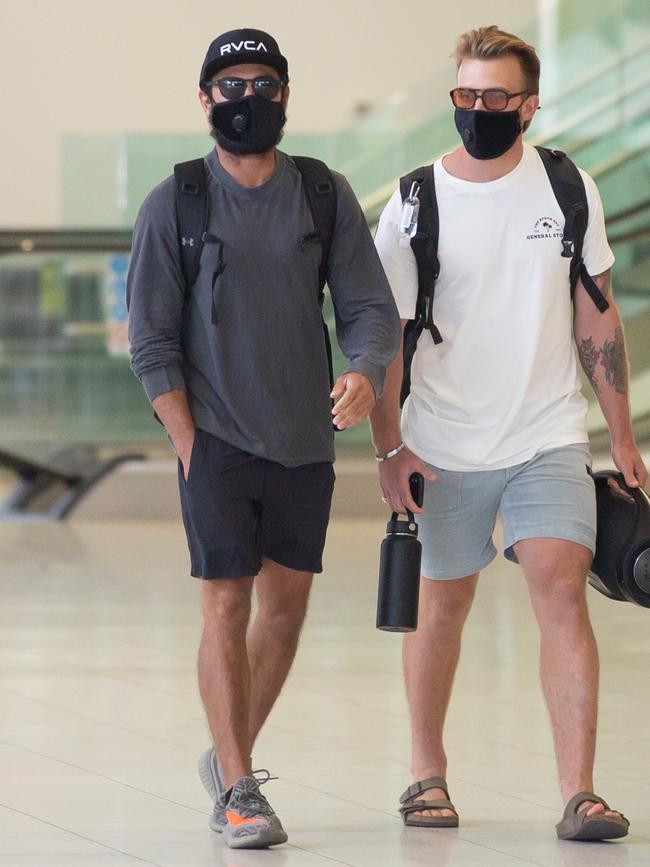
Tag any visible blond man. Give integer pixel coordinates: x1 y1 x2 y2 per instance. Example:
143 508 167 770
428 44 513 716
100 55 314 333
372 25 646 841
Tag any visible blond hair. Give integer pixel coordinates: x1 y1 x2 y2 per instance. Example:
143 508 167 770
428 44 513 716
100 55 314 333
453 25 540 95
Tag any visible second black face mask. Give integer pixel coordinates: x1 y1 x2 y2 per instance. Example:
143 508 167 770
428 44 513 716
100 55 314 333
210 95 286 155
454 108 521 160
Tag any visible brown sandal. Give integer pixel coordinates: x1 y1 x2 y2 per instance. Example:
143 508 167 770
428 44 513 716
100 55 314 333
556 791 629 841
399 777 459 828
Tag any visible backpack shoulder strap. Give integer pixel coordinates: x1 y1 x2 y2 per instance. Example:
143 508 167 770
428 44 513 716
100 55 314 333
173 158 209 295
292 155 338 392
292 155 337 297
535 146 609 313
399 163 441 407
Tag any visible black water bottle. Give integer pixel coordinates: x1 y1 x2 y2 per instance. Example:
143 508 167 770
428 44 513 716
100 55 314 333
376 508 422 632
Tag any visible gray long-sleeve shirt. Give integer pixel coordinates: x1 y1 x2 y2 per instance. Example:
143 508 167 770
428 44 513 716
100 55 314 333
127 149 400 467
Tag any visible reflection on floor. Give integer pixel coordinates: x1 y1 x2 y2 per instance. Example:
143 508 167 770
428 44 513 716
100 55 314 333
0 518 648 866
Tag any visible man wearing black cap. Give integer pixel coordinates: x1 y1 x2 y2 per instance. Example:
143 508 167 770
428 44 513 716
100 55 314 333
127 28 400 849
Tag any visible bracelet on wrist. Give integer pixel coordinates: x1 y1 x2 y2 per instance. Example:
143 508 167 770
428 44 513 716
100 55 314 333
376 442 405 462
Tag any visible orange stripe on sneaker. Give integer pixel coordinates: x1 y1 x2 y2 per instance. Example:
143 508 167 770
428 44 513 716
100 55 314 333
226 811 265 827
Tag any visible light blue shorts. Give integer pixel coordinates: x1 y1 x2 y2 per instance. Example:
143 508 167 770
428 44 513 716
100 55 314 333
417 444 596 580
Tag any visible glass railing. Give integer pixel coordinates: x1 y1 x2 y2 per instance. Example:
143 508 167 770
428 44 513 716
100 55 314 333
0 251 154 453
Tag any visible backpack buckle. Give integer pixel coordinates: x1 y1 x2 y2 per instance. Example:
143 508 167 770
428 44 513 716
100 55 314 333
180 181 200 195
561 239 574 258
315 181 333 195
300 230 321 250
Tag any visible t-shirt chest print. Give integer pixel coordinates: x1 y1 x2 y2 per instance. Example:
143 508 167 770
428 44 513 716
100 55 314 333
526 216 563 241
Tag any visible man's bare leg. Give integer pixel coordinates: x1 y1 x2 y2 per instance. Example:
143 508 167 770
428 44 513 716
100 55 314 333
515 537 619 820
198 560 313 789
247 558 313 748
403 572 479 819
198 576 255 790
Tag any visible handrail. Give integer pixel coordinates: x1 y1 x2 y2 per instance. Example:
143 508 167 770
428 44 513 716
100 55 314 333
608 226 650 244
527 71 650 148
606 197 650 227
588 141 650 182
0 230 132 256
536 35 650 110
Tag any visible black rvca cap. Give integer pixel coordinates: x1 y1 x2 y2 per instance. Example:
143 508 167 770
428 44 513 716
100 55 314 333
199 28 289 86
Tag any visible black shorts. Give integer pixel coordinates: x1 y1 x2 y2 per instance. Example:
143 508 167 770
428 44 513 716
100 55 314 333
178 429 335 579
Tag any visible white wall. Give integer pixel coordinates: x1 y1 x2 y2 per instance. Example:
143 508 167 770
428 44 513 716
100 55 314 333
0 0 536 227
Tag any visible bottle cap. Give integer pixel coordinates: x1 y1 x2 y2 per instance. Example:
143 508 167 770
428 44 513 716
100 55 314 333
386 510 418 537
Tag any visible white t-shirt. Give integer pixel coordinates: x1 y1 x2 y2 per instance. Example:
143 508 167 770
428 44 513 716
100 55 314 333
375 143 614 471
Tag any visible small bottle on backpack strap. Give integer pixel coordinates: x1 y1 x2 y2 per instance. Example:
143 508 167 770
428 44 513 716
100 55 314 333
399 181 420 247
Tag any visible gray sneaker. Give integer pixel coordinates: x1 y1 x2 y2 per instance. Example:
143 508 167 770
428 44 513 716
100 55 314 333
223 774 288 849
198 748 227 832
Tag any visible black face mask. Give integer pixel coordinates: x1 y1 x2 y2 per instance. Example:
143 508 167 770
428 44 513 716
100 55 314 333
454 108 521 160
209 94 286 155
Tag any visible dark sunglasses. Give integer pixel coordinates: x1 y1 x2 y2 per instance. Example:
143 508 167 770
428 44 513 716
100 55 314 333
450 87 529 111
207 75 284 101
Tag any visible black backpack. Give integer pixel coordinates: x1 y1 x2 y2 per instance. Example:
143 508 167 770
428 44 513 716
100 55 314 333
398 146 610 407
172 155 338 387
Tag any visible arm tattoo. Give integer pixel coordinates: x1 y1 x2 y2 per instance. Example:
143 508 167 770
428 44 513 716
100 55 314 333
578 337 601 395
578 326 628 396
600 326 628 394
576 269 628 396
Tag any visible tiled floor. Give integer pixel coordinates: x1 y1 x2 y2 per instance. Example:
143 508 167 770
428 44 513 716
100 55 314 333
1 517 649 866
